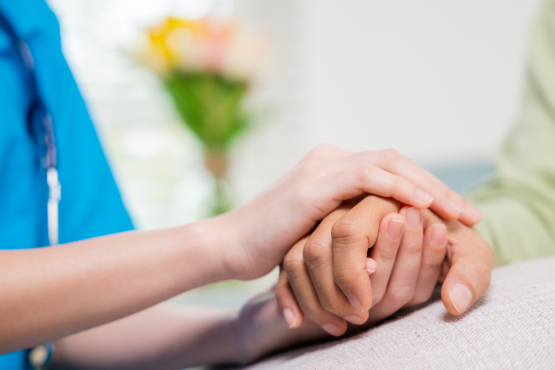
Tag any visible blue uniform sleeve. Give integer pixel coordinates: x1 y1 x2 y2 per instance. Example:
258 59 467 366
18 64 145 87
0 0 134 246
0 0 133 368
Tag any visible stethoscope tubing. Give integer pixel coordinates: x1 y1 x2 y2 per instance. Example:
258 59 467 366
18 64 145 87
0 11 60 246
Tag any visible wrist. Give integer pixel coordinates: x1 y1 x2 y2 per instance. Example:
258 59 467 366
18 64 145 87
206 210 251 281
209 310 243 366
177 217 234 286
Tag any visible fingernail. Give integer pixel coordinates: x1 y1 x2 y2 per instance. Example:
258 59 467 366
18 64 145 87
416 189 433 204
450 283 473 313
321 323 344 336
347 295 364 313
387 219 404 240
465 203 482 220
406 208 421 229
448 197 463 215
343 315 367 325
283 308 296 328
365 258 377 274
430 225 447 246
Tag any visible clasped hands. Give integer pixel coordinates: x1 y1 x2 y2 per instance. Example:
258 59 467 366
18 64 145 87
275 195 494 337
218 145 494 363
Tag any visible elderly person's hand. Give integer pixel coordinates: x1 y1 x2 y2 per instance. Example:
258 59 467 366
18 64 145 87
275 195 493 335
420 210 494 315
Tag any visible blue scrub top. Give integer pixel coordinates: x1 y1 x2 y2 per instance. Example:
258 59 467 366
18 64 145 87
0 0 134 368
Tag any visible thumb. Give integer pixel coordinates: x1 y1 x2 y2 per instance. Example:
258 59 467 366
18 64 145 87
440 228 495 315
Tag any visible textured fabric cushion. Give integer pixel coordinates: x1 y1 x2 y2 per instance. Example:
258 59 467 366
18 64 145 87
245 256 555 369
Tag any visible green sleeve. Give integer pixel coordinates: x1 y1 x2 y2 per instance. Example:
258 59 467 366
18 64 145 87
469 0 555 266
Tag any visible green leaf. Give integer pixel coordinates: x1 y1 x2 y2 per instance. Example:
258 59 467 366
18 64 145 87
165 72 252 151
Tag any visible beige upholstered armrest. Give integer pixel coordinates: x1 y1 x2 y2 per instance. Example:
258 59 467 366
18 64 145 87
244 256 555 369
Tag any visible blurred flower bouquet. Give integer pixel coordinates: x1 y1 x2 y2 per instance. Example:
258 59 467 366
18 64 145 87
137 17 267 215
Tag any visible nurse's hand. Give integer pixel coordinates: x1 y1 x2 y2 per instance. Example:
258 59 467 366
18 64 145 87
215 145 480 281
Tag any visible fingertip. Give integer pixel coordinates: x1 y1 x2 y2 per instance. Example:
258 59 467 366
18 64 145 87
405 207 422 230
459 203 482 226
387 212 405 222
365 258 377 275
441 282 474 316
448 197 464 214
347 295 365 313
384 213 404 240
321 321 348 337
415 188 434 206
343 312 369 325
430 197 464 221
399 205 411 216
429 223 447 247
283 308 298 328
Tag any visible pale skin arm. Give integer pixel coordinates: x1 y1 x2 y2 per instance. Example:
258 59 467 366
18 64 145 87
0 222 227 355
0 145 479 355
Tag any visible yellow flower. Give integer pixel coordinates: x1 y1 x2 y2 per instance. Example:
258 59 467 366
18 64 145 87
138 16 267 79
148 17 208 66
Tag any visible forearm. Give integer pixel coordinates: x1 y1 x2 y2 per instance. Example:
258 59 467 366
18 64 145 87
53 304 239 370
0 220 228 354
54 295 330 369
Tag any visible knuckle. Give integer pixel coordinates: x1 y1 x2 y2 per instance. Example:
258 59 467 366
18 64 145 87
283 252 305 278
404 240 423 255
381 148 401 166
355 165 376 183
320 297 348 315
403 156 417 167
307 144 335 158
303 239 330 265
375 247 397 264
331 221 359 240
380 149 403 171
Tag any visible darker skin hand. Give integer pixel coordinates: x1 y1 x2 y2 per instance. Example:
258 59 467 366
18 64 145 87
276 195 494 335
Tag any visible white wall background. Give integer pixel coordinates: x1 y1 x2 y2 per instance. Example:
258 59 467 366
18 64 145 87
47 0 543 225
231 0 543 208
296 0 542 165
